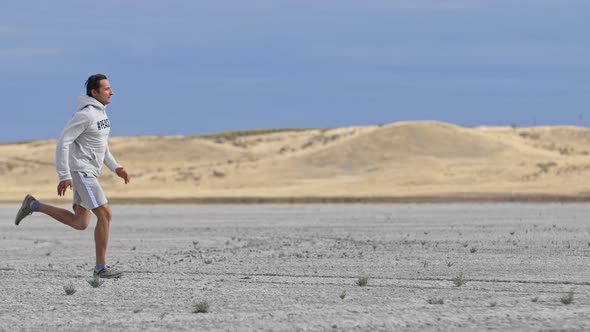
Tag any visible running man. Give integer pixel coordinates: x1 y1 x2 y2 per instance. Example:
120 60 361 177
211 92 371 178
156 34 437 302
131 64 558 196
14 74 130 279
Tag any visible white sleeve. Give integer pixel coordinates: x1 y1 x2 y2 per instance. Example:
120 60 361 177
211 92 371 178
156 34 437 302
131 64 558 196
103 144 122 173
55 112 89 181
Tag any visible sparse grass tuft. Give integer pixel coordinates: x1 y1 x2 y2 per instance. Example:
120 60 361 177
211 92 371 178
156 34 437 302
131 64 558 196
561 291 574 305
202 128 312 140
88 276 104 288
193 299 209 313
537 162 557 173
356 276 368 287
64 281 77 295
212 170 225 177
428 298 444 305
340 290 346 300
453 272 465 287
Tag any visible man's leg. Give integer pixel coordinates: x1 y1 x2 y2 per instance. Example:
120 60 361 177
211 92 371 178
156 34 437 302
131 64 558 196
37 203 91 230
69 172 121 277
91 204 121 278
92 204 112 266
14 194 91 229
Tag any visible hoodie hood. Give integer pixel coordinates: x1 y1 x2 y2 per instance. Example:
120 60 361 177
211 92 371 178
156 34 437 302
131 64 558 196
76 95 106 112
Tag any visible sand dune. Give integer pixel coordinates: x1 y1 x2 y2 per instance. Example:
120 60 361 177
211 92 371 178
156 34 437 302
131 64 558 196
2 121 590 202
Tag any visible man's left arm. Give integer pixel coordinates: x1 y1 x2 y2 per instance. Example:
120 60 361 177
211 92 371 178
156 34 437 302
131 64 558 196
104 145 130 184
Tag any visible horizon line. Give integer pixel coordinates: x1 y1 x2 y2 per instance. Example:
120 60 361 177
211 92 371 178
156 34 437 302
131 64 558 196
1 120 588 145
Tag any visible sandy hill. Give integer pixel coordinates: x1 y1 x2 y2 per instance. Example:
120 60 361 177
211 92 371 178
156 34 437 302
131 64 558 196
2 121 590 203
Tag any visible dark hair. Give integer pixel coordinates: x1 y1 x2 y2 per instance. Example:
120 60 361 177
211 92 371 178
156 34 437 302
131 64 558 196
85 74 108 97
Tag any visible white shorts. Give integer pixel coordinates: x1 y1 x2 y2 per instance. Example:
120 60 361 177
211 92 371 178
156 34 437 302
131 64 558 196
71 171 108 210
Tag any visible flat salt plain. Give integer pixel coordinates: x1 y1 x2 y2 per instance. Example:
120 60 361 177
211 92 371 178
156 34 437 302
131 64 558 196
1 203 590 331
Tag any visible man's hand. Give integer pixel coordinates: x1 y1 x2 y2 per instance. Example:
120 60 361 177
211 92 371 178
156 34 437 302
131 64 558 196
57 180 72 196
116 167 130 184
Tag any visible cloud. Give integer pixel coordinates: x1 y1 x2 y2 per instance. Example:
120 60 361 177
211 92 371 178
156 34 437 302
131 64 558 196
0 25 37 37
0 47 64 73
0 47 62 58
296 41 590 67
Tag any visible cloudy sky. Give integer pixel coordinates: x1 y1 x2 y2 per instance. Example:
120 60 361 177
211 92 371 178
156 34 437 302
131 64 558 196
1 0 588 142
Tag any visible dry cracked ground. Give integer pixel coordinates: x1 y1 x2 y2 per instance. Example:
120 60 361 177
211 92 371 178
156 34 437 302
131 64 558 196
1 204 590 331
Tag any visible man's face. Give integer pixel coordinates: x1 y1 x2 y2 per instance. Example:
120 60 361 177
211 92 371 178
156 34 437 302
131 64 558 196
91 79 114 105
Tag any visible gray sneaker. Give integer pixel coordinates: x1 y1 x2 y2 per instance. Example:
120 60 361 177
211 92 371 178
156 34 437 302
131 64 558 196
94 265 123 279
15 194 37 225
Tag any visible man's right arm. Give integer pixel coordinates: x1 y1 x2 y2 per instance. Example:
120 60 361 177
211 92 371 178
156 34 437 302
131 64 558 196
55 112 89 182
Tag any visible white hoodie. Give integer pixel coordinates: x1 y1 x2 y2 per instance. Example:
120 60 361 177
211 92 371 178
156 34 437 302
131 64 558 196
55 95 121 182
